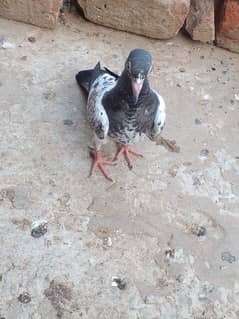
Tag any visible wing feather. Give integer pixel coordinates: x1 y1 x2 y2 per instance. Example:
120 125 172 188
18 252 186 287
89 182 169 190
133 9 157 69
87 74 117 140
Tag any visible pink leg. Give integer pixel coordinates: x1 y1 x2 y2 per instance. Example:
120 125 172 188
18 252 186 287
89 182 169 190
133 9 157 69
114 145 143 169
89 150 114 181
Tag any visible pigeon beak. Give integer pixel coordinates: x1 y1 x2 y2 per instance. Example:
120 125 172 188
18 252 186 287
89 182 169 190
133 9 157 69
131 78 144 104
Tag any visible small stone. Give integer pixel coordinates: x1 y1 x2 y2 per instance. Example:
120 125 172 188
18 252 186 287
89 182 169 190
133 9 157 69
63 119 74 126
179 67 186 73
200 149 209 158
31 220 48 238
111 277 127 290
103 236 112 247
198 292 207 301
200 55 205 59
176 83 182 88
211 67 216 71
203 94 211 100
28 36 36 43
1 41 14 49
165 247 175 259
234 94 239 101
191 225 206 237
221 251 237 263
21 56 27 61
18 292 31 304
195 118 202 125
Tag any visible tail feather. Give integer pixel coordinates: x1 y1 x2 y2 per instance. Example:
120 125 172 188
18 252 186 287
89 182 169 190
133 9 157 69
75 62 119 95
75 62 102 95
75 69 93 94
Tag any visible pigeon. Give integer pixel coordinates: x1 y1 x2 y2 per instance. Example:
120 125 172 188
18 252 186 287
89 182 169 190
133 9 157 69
75 49 166 181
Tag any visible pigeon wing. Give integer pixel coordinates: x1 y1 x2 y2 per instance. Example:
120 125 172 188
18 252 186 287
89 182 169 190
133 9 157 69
87 68 117 140
146 90 166 140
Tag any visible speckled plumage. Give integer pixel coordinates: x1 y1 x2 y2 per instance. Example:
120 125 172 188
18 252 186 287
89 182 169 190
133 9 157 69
75 49 166 149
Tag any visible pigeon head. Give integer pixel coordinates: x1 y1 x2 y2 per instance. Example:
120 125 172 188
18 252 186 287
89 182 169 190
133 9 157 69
125 49 152 104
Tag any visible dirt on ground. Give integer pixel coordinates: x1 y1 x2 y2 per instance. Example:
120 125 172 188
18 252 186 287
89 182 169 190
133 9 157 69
0 11 239 319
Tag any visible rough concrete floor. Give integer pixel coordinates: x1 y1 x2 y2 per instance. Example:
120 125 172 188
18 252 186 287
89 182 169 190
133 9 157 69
0 13 239 319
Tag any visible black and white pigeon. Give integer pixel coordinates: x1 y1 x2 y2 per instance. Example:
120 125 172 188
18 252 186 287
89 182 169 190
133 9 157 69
75 49 166 181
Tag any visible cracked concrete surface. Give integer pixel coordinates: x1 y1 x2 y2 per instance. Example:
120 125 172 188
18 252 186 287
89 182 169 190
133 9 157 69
0 12 239 319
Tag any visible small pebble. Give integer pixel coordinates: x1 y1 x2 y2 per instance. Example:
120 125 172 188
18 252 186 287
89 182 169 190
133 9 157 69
179 67 186 73
18 292 31 304
31 220 48 238
234 94 239 101
203 94 211 100
191 225 206 237
211 67 216 71
103 236 112 247
165 247 175 259
28 36 36 43
200 149 209 158
221 251 237 263
63 119 74 126
195 118 202 125
112 277 126 290
1 41 14 49
21 56 27 61
176 83 181 88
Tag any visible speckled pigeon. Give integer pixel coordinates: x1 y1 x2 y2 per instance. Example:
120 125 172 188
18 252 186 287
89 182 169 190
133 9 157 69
75 49 166 181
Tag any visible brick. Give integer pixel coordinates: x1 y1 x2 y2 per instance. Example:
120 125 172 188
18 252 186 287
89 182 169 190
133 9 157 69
185 0 215 43
77 0 190 39
0 0 62 29
216 0 239 53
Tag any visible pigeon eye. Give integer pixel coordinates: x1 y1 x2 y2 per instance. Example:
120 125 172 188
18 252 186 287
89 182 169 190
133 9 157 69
127 61 131 72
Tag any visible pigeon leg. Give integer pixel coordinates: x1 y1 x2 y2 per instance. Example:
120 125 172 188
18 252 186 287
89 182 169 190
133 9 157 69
114 145 143 169
89 149 114 181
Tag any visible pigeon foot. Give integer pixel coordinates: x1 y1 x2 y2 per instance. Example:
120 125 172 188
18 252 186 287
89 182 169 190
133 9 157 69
89 150 114 181
114 145 143 169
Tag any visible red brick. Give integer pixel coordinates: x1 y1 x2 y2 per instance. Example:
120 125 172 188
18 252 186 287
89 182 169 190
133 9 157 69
216 0 239 53
0 0 62 29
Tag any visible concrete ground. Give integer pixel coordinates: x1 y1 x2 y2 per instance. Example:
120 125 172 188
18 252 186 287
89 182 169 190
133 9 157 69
0 12 239 319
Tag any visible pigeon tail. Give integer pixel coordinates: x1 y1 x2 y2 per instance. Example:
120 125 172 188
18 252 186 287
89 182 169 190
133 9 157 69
75 69 93 95
75 62 101 95
76 62 119 95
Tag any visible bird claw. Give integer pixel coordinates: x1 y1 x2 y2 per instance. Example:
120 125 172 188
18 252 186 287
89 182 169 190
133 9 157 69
114 145 143 169
89 150 114 181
